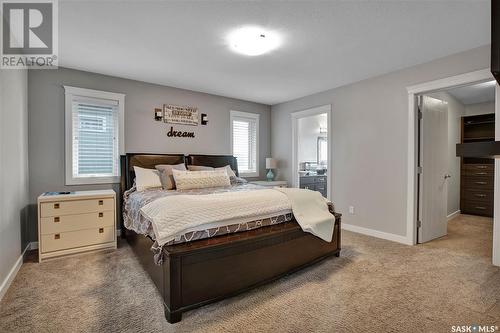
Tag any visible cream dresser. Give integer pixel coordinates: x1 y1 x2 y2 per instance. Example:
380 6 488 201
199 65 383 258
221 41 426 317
38 190 117 262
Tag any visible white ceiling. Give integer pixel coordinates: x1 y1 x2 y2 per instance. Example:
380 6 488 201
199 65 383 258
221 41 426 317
447 81 496 105
59 0 490 105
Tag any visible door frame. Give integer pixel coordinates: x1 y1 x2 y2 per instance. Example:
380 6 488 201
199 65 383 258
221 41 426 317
291 104 332 200
406 68 500 266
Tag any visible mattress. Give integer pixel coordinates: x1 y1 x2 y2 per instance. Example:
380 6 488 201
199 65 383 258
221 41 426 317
123 183 294 245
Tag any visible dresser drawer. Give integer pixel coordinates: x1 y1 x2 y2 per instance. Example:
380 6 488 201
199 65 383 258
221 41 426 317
40 198 114 217
300 183 316 190
315 176 327 183
40 211 114 235
299 177 316 185
316 183 327 192
462 189 494 203
41 227 115 253
462 201 493 216
462 176 494 189
464 169 494 177
463 164 494 172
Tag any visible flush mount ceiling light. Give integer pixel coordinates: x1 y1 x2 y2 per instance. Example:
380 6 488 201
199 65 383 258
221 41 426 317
227 26 281 56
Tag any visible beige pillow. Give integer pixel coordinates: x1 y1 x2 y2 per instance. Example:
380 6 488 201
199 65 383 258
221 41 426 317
173 169 231 190
187 165 236 178
155 163 187 190
134 166 162 191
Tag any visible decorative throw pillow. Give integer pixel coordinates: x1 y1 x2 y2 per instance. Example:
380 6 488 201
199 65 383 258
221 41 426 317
134 166 162 191
187 165 213 171
187 165 237 178
155 163 187 190
172 169 231 190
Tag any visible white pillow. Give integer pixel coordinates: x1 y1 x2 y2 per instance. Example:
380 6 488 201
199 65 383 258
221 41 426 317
134 166 162 191
187 165 236 178
173 169 231 190
217 165 237 178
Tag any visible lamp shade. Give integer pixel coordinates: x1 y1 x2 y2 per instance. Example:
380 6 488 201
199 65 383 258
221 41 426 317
266 158 277 169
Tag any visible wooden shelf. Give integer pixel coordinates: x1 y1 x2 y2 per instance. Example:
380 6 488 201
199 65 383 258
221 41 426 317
456 141 500 158
463 137 495 142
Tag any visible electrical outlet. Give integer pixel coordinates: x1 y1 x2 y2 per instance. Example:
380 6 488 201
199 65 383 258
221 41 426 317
349 206 355 215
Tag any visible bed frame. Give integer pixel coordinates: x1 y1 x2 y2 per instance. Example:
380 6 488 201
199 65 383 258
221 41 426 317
120 153 341 323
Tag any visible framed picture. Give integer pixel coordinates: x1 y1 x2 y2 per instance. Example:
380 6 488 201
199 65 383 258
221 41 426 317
163 104 198 126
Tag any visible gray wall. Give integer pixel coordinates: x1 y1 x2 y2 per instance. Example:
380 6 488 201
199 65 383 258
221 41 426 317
28 68 271 242
465 101 495 116
0 69 29 294
271 45 490 237
427 92 465 216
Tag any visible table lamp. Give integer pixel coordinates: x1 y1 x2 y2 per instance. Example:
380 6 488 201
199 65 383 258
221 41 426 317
266 158 277 181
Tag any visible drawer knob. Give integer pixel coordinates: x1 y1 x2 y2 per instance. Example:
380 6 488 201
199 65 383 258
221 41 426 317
99 212 103 218
475 206 486 210
477 166 488 169
99 228 104 233
98 200 104 206
54 203 60 209
54 217 60 223
475 172 488 176
474 194 487 198
54 234 60 240
475 182 487 185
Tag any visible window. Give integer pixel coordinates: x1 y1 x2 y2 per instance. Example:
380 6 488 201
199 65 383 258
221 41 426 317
230 110 259 177
65 86 125 185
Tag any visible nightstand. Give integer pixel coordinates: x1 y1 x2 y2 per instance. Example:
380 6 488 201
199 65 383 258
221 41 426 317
37 189 117 262
250 180 288 188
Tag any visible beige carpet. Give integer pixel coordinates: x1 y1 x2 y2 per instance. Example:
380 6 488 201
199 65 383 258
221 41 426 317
1 215 500 333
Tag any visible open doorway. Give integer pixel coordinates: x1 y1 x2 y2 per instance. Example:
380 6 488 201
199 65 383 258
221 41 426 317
417 80 496 259
291 105 332 199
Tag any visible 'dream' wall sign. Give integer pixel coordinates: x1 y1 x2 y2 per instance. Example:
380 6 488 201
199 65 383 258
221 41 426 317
154 105 198 139
166 126 195 138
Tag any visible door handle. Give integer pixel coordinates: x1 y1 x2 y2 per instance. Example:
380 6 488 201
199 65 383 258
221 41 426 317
444 174 451 179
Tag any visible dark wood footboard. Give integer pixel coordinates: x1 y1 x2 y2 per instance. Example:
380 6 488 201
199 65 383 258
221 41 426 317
126 213 341 323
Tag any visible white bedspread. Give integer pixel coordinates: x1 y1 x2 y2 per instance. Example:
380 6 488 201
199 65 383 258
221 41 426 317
275 187 335 242
140 188 335 246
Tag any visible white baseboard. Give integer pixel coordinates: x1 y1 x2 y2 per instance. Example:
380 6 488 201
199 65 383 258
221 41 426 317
341 223 411 245
0 243 30 301
447 210 461 221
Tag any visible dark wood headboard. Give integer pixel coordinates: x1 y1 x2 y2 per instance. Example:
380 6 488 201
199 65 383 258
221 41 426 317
187 154 239 177
120 153 186 192
120 153 239 193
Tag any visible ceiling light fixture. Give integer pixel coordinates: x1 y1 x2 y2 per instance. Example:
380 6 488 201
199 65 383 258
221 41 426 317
227 26 281 56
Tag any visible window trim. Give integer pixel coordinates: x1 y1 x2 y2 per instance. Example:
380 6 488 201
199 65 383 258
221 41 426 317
229 110 260 178
64 86 125 185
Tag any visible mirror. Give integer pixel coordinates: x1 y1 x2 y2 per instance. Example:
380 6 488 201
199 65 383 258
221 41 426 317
317 136 327 166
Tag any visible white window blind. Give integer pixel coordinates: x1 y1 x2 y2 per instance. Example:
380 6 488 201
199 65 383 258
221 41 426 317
230 111 259 177
72 97 119 178
65 86 124 185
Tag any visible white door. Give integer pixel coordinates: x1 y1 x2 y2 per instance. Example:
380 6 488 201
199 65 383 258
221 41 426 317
418 96 449 243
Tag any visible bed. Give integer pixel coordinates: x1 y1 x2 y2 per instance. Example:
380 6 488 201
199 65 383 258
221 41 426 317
120 153 341 323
